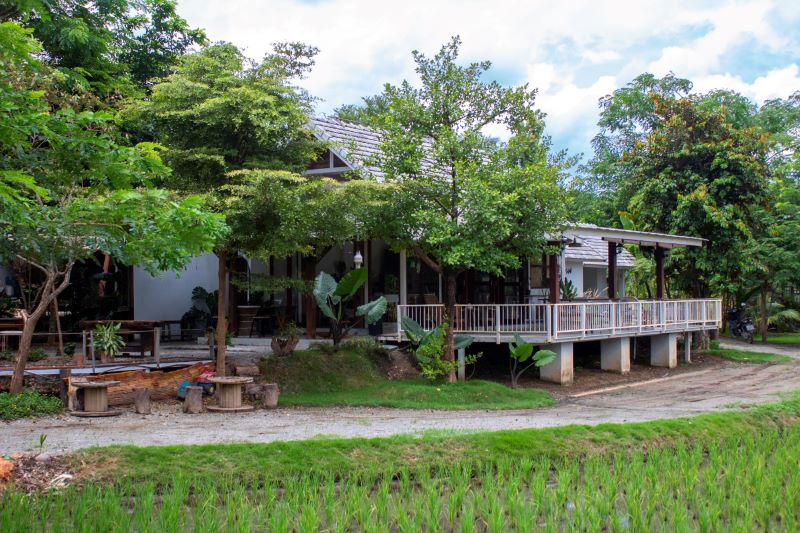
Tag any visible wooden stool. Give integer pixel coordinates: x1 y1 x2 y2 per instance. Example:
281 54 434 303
207 376 254 412
71 380 123 417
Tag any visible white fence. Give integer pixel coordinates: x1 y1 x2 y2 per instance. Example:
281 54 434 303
397 299 722 342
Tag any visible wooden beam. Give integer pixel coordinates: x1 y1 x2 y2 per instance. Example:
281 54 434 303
303 255 316 338
607 242 617 300
655 247 666 300
548 253 560 304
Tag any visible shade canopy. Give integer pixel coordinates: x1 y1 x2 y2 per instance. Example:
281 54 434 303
563 224 705 249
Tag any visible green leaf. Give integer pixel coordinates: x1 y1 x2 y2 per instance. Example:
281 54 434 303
356 296 388 325
453 335 474 350
334 268 368 300
313 272 337 320
511 343 534 362
401 316 426 345
533 349 557 367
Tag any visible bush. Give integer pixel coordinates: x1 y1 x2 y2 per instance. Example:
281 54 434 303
27 347 48 362
340 337 388 360
309 341 338 355
0 392 63 420
710 339 721 350
0 349 14 361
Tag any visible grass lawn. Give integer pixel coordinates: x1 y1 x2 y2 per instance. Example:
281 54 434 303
708 346 793 364
260 343 554 410
2 393 800 531
766 332 800 345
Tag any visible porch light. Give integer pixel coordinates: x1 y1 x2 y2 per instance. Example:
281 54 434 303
353 250 363 269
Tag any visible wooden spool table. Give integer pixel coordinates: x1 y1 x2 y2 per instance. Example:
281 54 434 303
206 376 254 412
71 380 123 417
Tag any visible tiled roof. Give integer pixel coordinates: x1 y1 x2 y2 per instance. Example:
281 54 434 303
310 116 387 181
310 116 442 182
564 235 635 267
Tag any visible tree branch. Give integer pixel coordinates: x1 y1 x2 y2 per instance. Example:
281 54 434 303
411 246 442 274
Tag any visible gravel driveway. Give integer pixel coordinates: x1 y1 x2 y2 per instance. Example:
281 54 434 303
4 347 800 454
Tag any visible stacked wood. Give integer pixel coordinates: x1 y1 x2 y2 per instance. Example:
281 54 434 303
66 362 212 407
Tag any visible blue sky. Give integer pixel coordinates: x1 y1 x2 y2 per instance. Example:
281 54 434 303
177 0 800 163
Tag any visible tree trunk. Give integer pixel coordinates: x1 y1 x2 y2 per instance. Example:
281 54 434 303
216 251 228 376
52 297 64 356
759 282 768 344
444 271 457 383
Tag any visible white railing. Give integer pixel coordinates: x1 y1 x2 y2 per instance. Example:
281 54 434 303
396 299 722 341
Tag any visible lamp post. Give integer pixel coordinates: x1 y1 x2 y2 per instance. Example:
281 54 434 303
353 250 363 269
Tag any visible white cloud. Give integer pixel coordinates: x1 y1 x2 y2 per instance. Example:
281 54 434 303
175 0 800 160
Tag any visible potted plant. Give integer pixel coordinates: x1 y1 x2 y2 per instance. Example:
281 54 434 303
93 322 125 363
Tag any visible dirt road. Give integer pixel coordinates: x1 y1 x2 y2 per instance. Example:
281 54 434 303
3 351 799 454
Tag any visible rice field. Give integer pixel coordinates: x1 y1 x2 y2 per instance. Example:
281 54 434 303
3 425 800 532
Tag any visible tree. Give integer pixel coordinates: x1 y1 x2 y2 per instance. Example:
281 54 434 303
625 95 771 299
358 37 569 381
2 0 206 99
123 42 321 374
0 22 226 393
577 73 693 225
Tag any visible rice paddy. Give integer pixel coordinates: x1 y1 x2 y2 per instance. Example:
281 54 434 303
3 423 800 532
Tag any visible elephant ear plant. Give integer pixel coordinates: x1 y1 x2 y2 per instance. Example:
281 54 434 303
401 316 479 381
508 334 556 388
314 269 387 346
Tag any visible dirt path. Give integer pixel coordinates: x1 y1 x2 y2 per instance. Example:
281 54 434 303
4 359 800 454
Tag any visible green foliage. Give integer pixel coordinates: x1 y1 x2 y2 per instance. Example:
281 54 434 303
401 316 474 353
768 303 800 330
63 342 76 357
27 347 47 362
559 278 578 300
412 320 480 382
707 347 792 364
313 270 387 345
92 322 125 357
8 0 206 98
508 334 556 388
0 391 63 420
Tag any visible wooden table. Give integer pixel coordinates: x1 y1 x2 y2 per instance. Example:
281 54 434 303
206 376 254 412
71 380 123 417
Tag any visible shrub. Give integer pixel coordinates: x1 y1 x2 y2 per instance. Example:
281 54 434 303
340 337 388 360
414 323 481 382
309 341 338 355
27 347 48 362
63 342 77 357
0 392 63 420
710 339 721 350
0 349 14 361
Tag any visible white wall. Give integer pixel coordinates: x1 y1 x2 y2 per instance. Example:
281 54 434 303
564 260 583 295
133 253 219 321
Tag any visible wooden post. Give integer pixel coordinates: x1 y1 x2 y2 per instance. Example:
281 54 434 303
608 242 617 300
134 387 151 414
655 247 665 300
303 255 317 338
263 383 279 409
59 368 71 406
153 327 160 369
285 255 294 322
183 386 203 414
547 252 560 304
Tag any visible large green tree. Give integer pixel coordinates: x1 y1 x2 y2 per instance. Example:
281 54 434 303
123 42 323 373
351 37 569 380
0 22 226 393
624 95 771 299
1 0 206 99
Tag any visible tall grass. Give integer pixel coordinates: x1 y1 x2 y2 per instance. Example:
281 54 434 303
3 425 800 531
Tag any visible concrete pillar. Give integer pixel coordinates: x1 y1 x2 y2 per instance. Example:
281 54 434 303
684 332 691 363
539 342 573 385
651 333 678 368
601 337 630 374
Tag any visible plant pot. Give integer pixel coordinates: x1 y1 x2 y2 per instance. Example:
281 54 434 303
71 354 85 366
368 319 384 336
270 336 299 357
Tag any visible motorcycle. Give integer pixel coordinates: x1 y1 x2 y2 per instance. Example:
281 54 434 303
727 306 755 344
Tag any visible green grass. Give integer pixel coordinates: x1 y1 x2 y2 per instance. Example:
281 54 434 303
0 391 63 421
3 394 800 531
281 379 555 410
260 344 554 410
766 332 800 345
708 347 793 364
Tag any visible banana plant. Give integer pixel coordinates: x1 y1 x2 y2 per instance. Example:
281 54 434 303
314 269 387 345
508 334 556 388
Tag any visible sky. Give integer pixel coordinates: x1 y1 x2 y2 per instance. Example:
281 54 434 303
176 0 800 162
